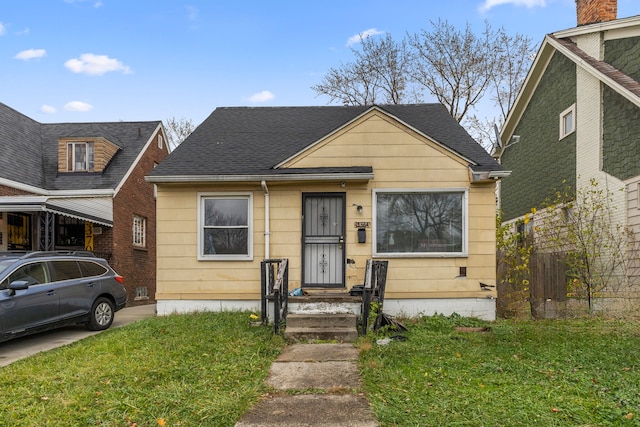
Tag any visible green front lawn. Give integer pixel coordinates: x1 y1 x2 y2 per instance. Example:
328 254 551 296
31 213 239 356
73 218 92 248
0 311 285 426
1 311 638 426
359 314 640 426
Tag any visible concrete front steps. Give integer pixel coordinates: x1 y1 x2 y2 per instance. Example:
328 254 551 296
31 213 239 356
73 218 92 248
284 313 358 342
284 292 361 342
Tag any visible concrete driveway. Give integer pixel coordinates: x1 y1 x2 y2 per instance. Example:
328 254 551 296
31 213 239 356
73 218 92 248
0 304 156 367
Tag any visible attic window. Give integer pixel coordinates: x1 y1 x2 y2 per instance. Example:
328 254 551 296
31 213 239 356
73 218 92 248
559 104 575 140
67 142 95 171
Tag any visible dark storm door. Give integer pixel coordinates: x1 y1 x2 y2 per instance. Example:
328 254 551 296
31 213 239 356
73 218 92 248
302 193 346 288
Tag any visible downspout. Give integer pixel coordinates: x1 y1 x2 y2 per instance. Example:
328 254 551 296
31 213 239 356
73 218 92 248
261 180 270 259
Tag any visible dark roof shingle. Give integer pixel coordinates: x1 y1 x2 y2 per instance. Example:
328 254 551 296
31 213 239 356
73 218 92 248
151 104 501 178
0 102 161 192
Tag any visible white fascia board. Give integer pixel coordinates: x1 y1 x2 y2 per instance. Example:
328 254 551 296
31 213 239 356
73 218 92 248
553 15 640 39
0 177 114 197
146 172 374 184
502 37 555 143
114 122 163 197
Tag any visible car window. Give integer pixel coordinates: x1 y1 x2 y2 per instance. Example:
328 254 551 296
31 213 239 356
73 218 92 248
6 262 49 287
79 261 108 278
0 259 17 276
51 260 82 281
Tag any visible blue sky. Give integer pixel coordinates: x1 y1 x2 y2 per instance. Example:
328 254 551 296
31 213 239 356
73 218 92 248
1 0 638 126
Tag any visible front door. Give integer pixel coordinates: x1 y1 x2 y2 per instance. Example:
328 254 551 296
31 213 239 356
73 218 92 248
302 193 345 288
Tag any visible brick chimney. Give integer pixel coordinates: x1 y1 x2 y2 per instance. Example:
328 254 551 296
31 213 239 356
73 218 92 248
576 0 617 26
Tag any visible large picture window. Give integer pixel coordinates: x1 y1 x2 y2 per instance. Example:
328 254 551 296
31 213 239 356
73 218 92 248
199 193 252 260
374 189 467 257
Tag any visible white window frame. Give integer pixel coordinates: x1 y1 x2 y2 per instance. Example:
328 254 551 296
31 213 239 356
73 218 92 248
372 188 468 258
197 192 253 261
133 215 146 248
559 104 576 140
158 135 163 149
67 142 95 171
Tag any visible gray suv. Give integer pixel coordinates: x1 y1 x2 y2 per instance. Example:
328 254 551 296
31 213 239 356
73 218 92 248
0 251 127 343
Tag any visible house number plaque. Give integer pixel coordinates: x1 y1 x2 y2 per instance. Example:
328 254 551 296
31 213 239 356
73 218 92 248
354 222 370 228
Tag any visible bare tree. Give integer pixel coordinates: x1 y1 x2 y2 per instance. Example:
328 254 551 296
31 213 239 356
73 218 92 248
164 116 195 150
464 29 537 149
312 33 412 105
312 22 535 151
409 20 496 122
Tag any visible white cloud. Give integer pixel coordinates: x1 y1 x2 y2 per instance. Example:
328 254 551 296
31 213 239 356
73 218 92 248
248 90 275 103
64 53 132 75
186 5 199 21
346 28 384 47
64 101 94 112
479 0 546 12
40 104 57 114
15 49 46 60
0 22 6 36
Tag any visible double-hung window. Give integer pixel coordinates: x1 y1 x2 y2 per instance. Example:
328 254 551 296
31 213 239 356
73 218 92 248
374 189 467 257
67 142 95 171
198 193 252 260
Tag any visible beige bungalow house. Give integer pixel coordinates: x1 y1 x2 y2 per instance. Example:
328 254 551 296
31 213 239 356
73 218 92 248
147 104 507 320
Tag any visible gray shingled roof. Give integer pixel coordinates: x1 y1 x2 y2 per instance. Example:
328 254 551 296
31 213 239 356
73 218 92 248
0 102 161 192
150 104 501 179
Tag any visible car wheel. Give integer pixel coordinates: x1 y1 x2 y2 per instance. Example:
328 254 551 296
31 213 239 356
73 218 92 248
88 297 115 331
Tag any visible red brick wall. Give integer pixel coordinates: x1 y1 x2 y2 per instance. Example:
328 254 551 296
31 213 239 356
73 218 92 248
111 129 169 305
0 185 34 196
576 0 617 26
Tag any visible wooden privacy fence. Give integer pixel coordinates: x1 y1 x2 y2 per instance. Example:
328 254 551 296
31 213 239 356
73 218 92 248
530 252 567 319
497 251 567 319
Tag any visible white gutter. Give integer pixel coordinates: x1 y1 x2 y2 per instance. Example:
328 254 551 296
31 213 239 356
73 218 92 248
261 180 270 259
470 169 512 182
0 177 114 197
146 172 374 184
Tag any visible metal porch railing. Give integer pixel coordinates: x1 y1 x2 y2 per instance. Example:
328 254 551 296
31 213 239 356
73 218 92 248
260 258 289 334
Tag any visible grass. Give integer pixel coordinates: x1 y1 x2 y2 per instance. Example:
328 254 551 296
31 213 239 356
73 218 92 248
0 311 285 426
358 313 640 426
1 312 639 426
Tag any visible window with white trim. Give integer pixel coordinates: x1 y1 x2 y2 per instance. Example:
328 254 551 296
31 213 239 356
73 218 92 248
67 142 95 171
199 193 252 260
158 135 163 149
374 189 467 257
559 104 575 140
133 215 146 248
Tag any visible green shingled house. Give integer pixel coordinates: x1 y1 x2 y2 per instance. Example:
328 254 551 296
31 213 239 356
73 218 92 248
497 1 640 309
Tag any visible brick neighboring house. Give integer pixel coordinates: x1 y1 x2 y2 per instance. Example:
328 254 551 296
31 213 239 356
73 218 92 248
0 102 169 305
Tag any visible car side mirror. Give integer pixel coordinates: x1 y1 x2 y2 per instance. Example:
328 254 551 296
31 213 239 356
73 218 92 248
8 280 30 294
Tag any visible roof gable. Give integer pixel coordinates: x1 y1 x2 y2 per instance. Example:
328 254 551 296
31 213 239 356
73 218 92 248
502 15 640 144
278 106 472 171
150 104 501 181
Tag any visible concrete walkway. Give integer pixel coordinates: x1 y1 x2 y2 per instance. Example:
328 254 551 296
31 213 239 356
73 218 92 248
0 304 156 367
235 343 379 427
